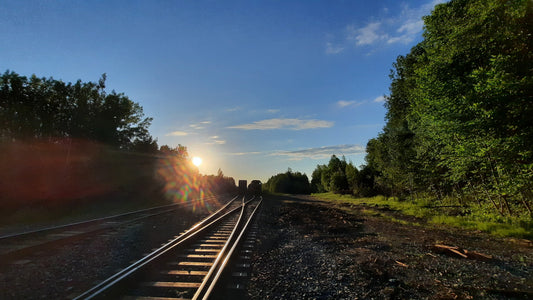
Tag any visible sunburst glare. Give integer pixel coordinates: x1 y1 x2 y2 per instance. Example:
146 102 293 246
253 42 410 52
192 156 202 167
157 155 217 213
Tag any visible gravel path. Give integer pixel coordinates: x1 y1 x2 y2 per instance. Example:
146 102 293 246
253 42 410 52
247 195 533 299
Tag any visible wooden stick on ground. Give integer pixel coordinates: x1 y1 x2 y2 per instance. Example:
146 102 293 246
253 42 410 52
432 244 492 261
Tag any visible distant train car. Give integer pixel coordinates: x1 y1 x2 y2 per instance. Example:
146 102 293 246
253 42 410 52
248 180 262 196
238 180 247 195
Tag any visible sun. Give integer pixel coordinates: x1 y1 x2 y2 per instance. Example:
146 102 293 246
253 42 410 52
192 156 202 167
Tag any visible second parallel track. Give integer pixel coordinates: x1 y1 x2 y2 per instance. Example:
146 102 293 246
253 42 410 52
75 196 262 300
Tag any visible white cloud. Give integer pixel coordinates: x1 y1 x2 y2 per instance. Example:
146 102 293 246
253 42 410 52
347 22 388 46
272 144 366 160
325 42 344 54
226 107 241 112
398 19 424 35
205 135 226 145
228 118 334 130
190 121 212 130
337 100 364 108
337 100 356 108
373 95 386 103
266 109 280 114
225 152 262 156
336 96 384 108
168 120 215 137
385 0 446 45
331 0 446 51
386 16 424 44
165 131 189 136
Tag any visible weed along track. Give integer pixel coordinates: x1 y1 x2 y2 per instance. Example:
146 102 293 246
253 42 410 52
74 196 262 299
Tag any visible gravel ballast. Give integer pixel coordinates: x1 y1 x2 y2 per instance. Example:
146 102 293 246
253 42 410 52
247 195 532 299
0 204 212 299
1 194 531 299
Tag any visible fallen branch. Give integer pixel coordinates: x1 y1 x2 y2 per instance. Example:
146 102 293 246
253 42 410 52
432 244 492 261
464 250 493 261
395 260 408 267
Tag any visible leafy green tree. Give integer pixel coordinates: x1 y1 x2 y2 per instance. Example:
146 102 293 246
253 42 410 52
264 169 311 194
160 144 189 159
0 71 154 150
311 164 327 193
310 155 359 195
345 160 359 194
363 0 532 215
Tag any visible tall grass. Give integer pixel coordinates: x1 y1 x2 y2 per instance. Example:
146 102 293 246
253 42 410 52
312 192 533 239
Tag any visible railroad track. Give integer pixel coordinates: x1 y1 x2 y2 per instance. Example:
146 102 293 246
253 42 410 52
74 196 262 300
0 195 232 261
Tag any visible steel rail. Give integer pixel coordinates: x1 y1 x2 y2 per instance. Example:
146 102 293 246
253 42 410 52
0 195 237 261
191 198 247 299
200 196 262 300
0 194 225 240
74 196 242 300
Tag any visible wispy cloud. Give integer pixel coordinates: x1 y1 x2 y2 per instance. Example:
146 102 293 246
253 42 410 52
190 121 211 130
204 135 226 145
225 152 262 156
166 131 189 136
347 22 387 46
228 118 334 130
325 42 344 54
205 139 226 145
226 106 241 112
328 0 446 53
387 19 424 44
167 120 213 137
266 109 280 114
337 100 364 108
373 95 386 103
272 144 366 160
336 95 385 108
213 140 226 145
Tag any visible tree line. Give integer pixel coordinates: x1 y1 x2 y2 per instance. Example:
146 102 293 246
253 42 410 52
362 0 532 216
263 169 311 194
311 155 378 196
0 71 157 151
303 0 531 218
0 71 236 209
263 157 377 197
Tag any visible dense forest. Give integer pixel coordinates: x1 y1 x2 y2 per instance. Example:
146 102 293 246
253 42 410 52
0 72 236 210
309 0 532 218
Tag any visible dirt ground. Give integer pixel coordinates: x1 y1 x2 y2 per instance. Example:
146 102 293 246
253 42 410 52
247 194 533 299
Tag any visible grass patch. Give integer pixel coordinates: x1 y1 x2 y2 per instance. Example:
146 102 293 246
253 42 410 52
312 192 533 239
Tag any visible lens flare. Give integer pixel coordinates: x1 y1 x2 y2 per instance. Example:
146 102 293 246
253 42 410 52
157 155 217 213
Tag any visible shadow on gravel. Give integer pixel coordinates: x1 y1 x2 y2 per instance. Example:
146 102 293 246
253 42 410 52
268 194 367 249
249 194 533 299
272 194 322 204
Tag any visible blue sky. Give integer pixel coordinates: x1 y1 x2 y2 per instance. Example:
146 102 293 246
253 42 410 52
1 0 444 182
